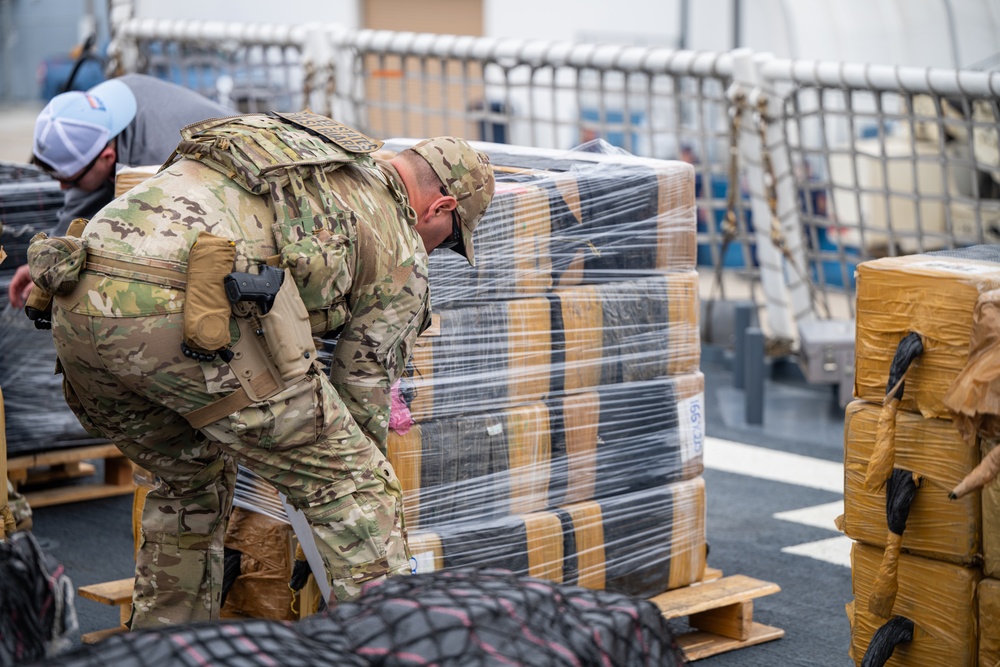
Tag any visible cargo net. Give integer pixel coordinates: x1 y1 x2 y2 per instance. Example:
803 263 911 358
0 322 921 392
36 569 686 667
0 532 78 666
778 83 1000 318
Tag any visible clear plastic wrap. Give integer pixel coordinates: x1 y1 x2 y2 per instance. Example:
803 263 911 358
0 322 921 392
382 140 704 598
842 400 981 565
382 139 698 310
123 138 704 612
0 162 90 456
0 308 95 455
847 542 980 666
0 162 63 280
407 476 706 599
389 373 704 529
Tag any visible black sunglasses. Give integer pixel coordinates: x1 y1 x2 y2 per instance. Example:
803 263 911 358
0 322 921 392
437 187 462 251
33 148 103 188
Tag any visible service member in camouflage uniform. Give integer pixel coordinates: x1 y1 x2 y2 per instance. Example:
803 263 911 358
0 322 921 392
29 113 494 628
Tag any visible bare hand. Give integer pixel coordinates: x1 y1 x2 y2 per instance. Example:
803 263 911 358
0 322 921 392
9 264 34 309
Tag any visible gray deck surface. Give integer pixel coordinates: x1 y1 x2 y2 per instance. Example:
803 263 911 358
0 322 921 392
23 345 855 665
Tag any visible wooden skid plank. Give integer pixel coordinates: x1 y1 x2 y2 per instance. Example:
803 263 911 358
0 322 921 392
678 622 785 661
104 456 134 486
690 600 753 641
650 574 781 619
24 482 134 508
79 578 134 606
7 444 122 470
7 443 133 505
81 626 127 644
21 462 96 486
701 566 723 582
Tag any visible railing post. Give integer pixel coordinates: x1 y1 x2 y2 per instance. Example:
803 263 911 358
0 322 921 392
750 52 815 330
303 23 332 117
730 49 808 343
327 25 361 128
106 4 139 77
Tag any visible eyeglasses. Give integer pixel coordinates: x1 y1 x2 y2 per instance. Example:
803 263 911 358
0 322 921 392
437 187 463 251
33 149 103 188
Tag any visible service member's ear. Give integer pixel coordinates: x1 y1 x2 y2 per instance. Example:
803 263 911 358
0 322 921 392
434 196 457 219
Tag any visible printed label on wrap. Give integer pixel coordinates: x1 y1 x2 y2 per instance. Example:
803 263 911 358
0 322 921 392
678 393 705 464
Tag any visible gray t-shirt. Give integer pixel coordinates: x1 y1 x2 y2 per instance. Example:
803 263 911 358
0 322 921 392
54 73 232 234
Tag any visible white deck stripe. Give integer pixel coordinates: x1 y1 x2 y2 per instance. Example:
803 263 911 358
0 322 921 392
704 436 843 493
773 501 845 531
781 536 853 568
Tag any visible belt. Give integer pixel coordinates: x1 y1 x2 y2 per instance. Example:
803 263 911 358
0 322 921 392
85 249 188 290
85 249 283 291
184 386 254 429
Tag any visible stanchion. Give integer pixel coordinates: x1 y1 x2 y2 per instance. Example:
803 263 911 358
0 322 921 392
744 328 765 425
733 303 755 390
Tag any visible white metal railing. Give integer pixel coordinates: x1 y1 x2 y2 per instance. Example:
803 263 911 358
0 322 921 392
755 57 1000 326
107 13 1000 349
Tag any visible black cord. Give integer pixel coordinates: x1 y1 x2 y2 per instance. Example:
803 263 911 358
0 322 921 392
60 34 101 95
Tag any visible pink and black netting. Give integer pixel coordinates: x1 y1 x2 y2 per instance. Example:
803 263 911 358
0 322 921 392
31 568 687 666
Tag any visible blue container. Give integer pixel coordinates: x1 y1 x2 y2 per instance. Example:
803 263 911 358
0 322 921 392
810 226 859 289
579 108 645 153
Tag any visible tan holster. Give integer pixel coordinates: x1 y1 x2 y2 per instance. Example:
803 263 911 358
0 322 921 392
184 268 317 430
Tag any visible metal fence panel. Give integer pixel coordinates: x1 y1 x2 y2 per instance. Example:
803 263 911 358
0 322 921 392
107 15 1000 350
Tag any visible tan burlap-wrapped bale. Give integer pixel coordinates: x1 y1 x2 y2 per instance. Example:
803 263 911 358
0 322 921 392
983 440 1000 578
387 402 553 529
855 247 1000 420
220 507 297 621
980 578 1000 667
847 541 980 667
842 400 981 565
407 476 706 599
114 165 161 198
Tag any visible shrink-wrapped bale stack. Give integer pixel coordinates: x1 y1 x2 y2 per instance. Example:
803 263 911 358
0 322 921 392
121 141 706 616
0 162 64 281
382 140 706 600
0 162 92 455
842 247 1000 666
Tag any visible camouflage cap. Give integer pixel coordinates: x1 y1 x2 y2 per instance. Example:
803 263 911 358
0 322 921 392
411 137 495 266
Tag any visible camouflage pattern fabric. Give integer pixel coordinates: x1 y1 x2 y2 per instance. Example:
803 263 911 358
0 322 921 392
169 113 385 331
45 114 433 628
411 137 495 266
5 481 32 533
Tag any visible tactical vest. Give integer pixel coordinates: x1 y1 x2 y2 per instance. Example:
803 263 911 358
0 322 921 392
166 111 388 334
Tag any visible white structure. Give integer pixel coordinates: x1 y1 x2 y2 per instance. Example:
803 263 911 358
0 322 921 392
127 0 1000 70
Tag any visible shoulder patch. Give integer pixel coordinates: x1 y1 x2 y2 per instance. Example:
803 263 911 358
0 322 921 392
273 111 384 154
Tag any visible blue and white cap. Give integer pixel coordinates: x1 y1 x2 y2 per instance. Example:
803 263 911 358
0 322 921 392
33 79 137 179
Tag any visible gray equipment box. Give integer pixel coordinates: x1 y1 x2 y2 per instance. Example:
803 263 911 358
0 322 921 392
797 319 855 408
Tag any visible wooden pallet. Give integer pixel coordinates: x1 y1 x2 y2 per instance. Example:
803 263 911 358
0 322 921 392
77 566 784 658
78 578 132 643
650 571 784 661
6 443 134 508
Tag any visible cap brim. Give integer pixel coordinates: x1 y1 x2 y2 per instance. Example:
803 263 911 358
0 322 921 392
86 79 137 137
460 226 475 267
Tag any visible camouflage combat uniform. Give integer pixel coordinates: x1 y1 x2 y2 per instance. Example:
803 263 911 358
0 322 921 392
44 114 435 628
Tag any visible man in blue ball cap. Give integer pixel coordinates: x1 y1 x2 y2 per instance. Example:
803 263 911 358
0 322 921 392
9 74 231 307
